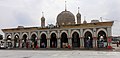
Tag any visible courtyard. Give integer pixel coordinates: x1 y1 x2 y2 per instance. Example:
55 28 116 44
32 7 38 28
0 49 120 58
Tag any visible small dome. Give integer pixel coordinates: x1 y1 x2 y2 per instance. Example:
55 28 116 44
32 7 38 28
57 10 75 25
83 20 87 24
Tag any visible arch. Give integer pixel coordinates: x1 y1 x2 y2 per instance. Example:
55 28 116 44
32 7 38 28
6 34 13 48
50 33 57 38
30 32 38 38
98 31 107 38
60 30 68 38
97 30 107 48
14 34 19 48
61 32 68 48
22 34 27 40
40 33 47 48
84 31 93 48
50 31 58 38
13 33 20 39
21 34 28 48
97 28 107 37
39 32 47 38
31 34 37 41
50 33 57 48
6 33 12 40
31 33 37 48
14 35 19 40
83 29 93 37
72 32 80 48
21 32 29 39
71 30 80 38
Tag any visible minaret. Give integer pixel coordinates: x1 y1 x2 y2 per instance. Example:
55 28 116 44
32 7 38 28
41 12 45 27
76 7 81 24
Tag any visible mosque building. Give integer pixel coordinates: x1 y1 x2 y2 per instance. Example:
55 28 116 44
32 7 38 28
1 3 114 49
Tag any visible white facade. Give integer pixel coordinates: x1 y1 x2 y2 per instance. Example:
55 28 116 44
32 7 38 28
2 22 114 49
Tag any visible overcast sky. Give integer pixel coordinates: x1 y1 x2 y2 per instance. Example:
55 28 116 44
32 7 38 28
0 0 120 36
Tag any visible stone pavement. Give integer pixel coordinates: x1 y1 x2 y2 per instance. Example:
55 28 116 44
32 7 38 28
0 50 120 58
0 44 120 58
111 44 120 52
1 44 120 52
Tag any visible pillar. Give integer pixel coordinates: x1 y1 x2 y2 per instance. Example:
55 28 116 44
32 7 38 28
37 39 40 48
11 40 14 48
80 37 82 48
80 37 83 48
68 37 72 48
80 29 84 48
28 39 31 48
26 32 30 48
68 29 72 48
11 32 14 48
47 38 50 48
57 30 60 48
19 39 22 48
107 27 112 47
19 32 22 48
57 38 61 48
38 31 40 48
92 37 96 48
5 33 7 40
93 28 97 48
95 37 98 48
107 36 112 47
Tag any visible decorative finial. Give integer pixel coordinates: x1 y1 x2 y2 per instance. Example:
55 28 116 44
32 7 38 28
65 1 67 11
42 12 44 17
78 7 80 13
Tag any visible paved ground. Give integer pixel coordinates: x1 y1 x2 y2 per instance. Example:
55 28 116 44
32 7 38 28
111 44 120 51
0 44 120 58
0 50 120 58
